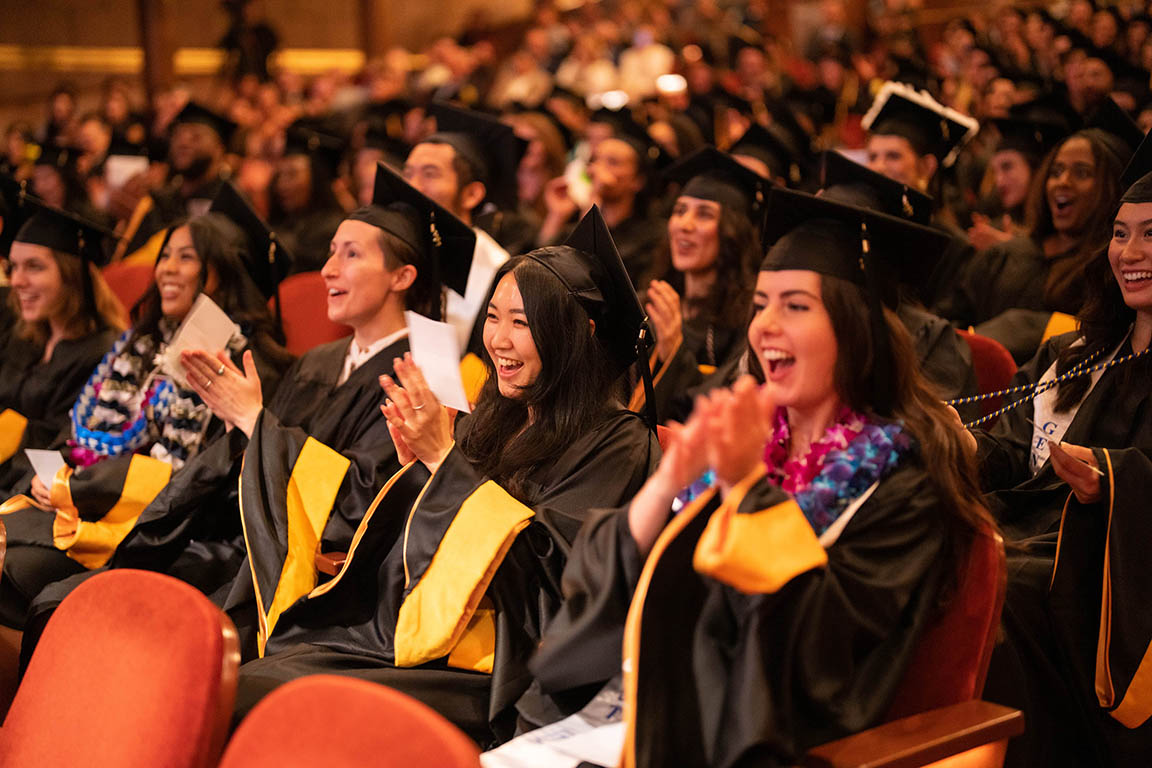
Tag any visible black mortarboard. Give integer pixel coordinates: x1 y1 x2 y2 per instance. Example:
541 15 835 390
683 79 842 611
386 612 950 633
588 103 669 174
525 205 648 377
0 174 32 257
664 147 768 217
991 116 1069 162
730 123 803 185
362 161 476 297
1010 90 1081 132
208 180 290 301
283 121 345 178
14 196 118 311
1083 97 1143 159
818 150 932 225
759 187 950 415
426 101 528 212
172 102 238 148
1119 129 1152 202
862 81 978 166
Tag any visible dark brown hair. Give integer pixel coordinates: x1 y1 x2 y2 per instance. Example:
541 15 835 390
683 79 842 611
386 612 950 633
11 249 127 346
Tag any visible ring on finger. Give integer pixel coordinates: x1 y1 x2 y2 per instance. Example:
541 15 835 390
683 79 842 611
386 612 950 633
411 403 425 411
216 364 226 376
205 378 213 389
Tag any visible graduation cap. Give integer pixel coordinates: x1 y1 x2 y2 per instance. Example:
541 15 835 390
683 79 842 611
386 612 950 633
862 81 978 167
730 123 803 186
208 181 289 303
0 173 32 257
13 196 118 312
172 102 238 148
426 101 528 212
361 160 476 298
760 187 950 415
991 116 1069 163
664 147 768 218
1119 128 1152 201
1083 97 1143 161
283 120 346 179
818 150 932 225
587 102 669 174
525 206 653 417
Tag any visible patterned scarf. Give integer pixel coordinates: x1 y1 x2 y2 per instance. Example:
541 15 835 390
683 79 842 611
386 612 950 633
67 323 238 470
763 407 911 535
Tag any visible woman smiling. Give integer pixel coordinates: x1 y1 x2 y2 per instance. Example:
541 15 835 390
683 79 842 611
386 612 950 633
231 207 660 746
527 189 995 767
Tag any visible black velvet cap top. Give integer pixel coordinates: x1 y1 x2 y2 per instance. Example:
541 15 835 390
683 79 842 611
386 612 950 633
172 102 239 147
862 81 978 166
991 116 1069 162
1083 97 1144 160
664 147 767 217
14 196 116 267
208 181 289 299
729 123 803 185
283 120 346 177
818 150 932 225
426 101 528 212
358 160 476 297
523 205 646 372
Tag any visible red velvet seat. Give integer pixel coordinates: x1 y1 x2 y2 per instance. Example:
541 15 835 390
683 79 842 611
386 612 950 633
101 261 154 313
0 569 239 768
273 271 351 355
957 331 1017 422
218 675 481 768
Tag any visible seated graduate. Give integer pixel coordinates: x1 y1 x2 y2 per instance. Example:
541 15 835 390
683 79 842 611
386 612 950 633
524 188 994 767
0 201 291 629
404 102 524 352
0 199 125 493
642 147 764 383
973 132 1152 768
270 120 348 274
938 103 1139 362
231 207 660 746
19 167 464 659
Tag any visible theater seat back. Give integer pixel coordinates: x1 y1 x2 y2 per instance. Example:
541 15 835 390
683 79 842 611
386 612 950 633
101 261 154 314
0 569 239 768
884 524 1006 721
275 271 351 355
218 675 480 767
957 330 1017 420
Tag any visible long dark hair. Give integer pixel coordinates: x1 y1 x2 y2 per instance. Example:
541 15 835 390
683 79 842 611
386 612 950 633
457 254 621 500
646 198 759 332
1023 130 1124 311
267 154 342 224
747 272 995 592
1053 237 1137 411
131 214 293 370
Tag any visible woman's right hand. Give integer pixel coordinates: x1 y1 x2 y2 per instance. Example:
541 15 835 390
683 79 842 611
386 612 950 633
646 279 683 363
946 404 978 456
30 475 55 510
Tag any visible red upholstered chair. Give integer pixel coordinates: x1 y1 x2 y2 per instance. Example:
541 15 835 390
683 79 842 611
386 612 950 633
101 261 154 313
957 331 1017 422
0 569 239 768
655 424 673 452
218 675 481 768
274 271 351 355
804 527 1023 768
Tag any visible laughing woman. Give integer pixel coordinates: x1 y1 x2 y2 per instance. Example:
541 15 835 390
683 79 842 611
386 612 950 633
938 129 1126 361
0 211 290 628
231 208 660 746
525 189 995 767
972 137 1152 768
0 203 125 493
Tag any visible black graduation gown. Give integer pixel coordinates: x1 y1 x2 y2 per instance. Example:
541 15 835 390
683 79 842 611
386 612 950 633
527 458 952 767
23 337 409 641
0 329 117 493
232 409 659 746
974 332 1152 767
935 236 1082 363
0 341 285 629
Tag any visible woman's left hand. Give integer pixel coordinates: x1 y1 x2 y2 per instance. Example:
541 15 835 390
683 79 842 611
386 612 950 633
181 349 264 438
380 353 454 474
705 375 775 493
1049 441 1102 504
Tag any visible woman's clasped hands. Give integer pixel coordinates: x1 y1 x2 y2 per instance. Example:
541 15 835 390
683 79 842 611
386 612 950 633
379 352 455 474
